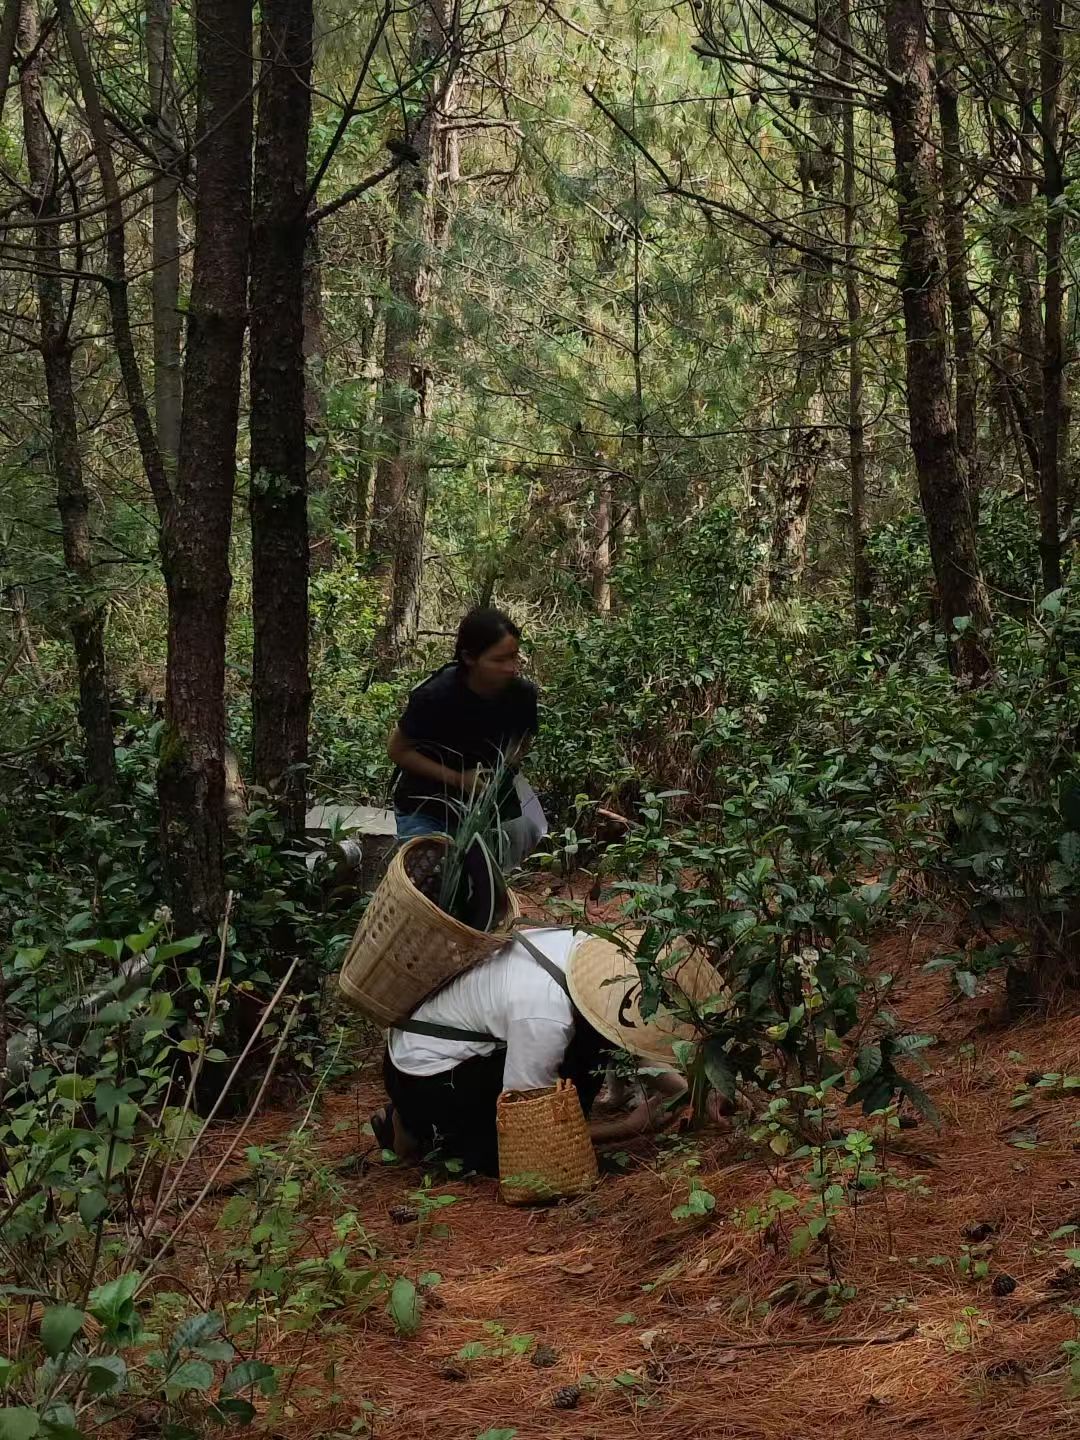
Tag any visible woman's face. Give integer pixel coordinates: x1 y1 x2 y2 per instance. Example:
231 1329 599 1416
464 632 521 693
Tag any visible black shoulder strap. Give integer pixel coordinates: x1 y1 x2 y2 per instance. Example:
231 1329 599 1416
392 927 570 1044
394 1017 501 1044
513 927 572 997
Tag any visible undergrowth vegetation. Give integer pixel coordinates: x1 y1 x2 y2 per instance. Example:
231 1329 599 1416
4 512 1080 1433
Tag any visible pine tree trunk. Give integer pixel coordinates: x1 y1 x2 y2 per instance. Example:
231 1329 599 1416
368 9 445 575
0 0 19 115
147 0 182 472
1012 59 1043 489
19 0 116 794
249 0 313 835
59 0 170 518
933 10 978 507
158 0 252 931
303 230 330 520
371 0 461 669
839 0 871 633
884 0 992 681
767 10 838 598
1038 0 1066 594
591 477 613 612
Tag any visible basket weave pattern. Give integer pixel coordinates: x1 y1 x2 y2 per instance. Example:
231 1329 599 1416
496 1078 598 1205
338 836 519 1028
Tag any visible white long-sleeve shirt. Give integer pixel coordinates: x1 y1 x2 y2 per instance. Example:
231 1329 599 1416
387 927 581 1092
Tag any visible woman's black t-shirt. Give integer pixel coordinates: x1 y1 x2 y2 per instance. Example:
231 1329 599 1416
393 664 539 824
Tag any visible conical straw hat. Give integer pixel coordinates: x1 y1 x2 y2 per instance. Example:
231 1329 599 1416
566 930 725 1067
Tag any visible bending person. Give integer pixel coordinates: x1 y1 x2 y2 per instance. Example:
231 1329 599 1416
372 926 723 1173
387 608 547 868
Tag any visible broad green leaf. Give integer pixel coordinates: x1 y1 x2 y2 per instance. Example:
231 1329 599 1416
0 1408 40 1440
220 1361 276 1398
39 1308 83 1360
85 1356 126 1396
387 1277 420 1337
88 1273 141 1341
212 1399 256 1426
154 935 206 962
167 1313 223 1365
165 1359 213 1394
78 1192 107 1229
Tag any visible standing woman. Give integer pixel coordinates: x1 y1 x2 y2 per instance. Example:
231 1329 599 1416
387 609 548 864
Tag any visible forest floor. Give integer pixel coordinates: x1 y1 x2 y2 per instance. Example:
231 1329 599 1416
180 893 1080 1440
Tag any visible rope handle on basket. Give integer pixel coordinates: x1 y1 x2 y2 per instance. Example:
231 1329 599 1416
496 1078 579 1131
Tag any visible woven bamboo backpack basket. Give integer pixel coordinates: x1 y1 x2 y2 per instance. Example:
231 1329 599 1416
496 1078 599 1206
338 835 521 1028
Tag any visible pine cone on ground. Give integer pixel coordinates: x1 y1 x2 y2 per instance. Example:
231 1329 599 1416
552 1385 581 1410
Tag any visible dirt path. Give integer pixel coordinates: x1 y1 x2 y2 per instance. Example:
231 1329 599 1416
189 924 1080 1440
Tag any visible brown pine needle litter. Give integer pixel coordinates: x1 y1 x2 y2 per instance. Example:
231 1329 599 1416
164 919 1080 1440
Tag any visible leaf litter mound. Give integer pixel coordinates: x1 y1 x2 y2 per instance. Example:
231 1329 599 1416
181 921 1080 1440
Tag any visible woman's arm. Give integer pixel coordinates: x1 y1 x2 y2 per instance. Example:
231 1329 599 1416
388 726 477 792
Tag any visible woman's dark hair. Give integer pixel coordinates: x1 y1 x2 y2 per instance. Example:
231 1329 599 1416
454 607 521 665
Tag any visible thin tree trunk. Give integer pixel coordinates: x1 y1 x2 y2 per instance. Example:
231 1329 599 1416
883 0 992 680
1010 63 1043 491
147 0 182 472
933 10 978 507
158 0 252 931
767 12 838 598
591 476 612 612
353 245 384 557
839 0 870 633
58 0 170 520
0 0 18 117
1039 0 1065 594
373 8 462 668
368 23 443 574
303 229 330 522
19 0 116 793
249 0 313 835
10 584 45 686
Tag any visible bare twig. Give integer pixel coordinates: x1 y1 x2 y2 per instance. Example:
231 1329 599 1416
308 157 402 228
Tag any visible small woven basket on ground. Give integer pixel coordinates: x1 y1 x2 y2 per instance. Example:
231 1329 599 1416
338 835 520 1028
496 1078 598 1205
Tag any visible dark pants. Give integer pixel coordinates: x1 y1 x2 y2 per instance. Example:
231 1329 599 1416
383 1022 610 1176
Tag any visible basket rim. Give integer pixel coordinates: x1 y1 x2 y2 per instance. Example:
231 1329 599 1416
392 834 519 944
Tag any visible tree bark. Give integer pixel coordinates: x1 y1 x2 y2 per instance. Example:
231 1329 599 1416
10 583 45 686
158 0 252 931
1010 61 1043 491
767 9 838 598
371 0 461 669
839 0 870 633
884 0 992 681
352 236 385 557
933 10 978 506
303 229 330 514
0 0 18 117
591 476 613 612
1038 0 1066 594
147 0 183 473
58 0 170 520
249 0 313 835
19 0 116 793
